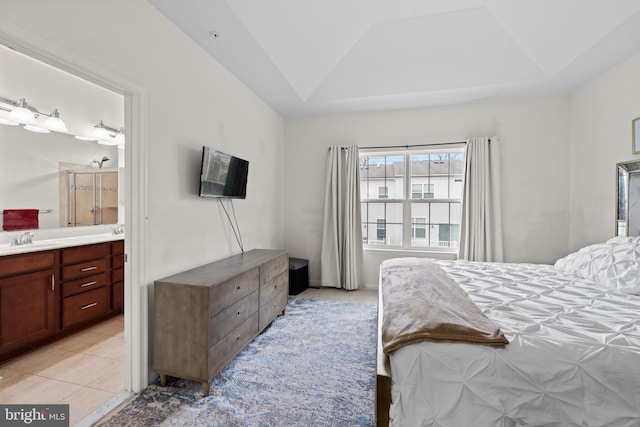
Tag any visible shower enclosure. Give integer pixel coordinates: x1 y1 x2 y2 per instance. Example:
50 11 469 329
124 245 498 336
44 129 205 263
66 170 118 226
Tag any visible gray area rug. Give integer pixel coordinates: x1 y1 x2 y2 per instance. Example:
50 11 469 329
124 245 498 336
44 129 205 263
100 297 377 426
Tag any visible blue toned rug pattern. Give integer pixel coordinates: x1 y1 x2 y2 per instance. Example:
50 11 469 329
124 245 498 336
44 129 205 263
100 297 377 426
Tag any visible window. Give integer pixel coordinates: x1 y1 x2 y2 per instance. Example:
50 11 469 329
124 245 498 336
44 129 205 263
376 219 386 240
378 186 388 199
411 217 426 238
411 183 434 199
360 149 465 250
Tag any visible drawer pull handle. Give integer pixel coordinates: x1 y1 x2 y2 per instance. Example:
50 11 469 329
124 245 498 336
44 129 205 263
237 311 240 317
236 285 240 291
81 266 98 272
81 281 98 288
81 302 98 310
236 336 240 341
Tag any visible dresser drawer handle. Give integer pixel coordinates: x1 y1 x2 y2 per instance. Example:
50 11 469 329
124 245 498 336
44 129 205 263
81 302 98 310
236 285 240 291
81 281 98 288
237 311 241 317
80 266 98 272
236 336 240 341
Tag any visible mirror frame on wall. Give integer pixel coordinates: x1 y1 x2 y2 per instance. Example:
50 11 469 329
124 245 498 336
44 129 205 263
616 159 640 237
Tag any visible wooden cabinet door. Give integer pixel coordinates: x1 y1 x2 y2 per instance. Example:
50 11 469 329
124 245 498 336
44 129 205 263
0 269 56 358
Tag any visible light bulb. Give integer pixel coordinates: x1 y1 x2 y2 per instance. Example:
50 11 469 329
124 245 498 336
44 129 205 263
93 120 111 139
0 110 19 126
10 98 35 122
0 118 19 126
44 109 68 132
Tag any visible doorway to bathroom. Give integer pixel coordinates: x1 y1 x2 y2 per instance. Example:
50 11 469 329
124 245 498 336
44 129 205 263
0 25 146 422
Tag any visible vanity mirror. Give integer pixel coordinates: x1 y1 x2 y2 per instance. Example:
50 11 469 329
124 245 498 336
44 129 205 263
616 159 640 237
1 43 124 234
0 124 121 232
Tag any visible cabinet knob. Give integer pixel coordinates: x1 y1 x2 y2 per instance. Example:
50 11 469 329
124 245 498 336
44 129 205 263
236 311 240 317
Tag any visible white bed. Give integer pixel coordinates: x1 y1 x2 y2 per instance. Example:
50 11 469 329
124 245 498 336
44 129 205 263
378 237 640 427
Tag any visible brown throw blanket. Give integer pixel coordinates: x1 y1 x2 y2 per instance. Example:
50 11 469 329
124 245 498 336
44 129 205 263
381 258 508 354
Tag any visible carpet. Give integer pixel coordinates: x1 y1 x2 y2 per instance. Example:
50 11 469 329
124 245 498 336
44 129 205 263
100 297 377 426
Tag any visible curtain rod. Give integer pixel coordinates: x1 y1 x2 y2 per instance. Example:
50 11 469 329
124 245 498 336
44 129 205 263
334 141 466 150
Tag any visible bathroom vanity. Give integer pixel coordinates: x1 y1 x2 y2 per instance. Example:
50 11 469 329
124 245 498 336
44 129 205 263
0 236 124 363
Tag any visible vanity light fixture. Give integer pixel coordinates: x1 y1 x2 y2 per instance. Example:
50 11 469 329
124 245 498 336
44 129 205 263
44 109 68 132
93 120 111 139
0 96 68 133
0 95 123 144
10 98 36 122
94 120 124 145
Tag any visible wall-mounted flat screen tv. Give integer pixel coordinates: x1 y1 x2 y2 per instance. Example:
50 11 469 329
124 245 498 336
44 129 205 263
199 146 249 199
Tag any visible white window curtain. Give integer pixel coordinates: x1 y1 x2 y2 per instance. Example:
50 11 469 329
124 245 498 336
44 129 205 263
458 137 504 262
320 145 363 290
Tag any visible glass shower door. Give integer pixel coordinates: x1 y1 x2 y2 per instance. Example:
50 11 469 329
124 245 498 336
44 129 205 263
68 171 118 226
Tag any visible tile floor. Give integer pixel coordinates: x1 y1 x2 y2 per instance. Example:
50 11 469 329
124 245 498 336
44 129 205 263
0 314 125 426
0 287 378 426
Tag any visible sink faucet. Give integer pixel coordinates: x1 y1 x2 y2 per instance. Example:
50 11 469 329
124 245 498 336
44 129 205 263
112 224 125 235
11 232 34 246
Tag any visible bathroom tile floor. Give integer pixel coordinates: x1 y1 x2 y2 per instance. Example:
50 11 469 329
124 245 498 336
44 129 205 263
0 314 125 426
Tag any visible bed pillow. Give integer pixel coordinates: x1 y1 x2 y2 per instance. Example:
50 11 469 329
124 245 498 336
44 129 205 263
554 239 640 294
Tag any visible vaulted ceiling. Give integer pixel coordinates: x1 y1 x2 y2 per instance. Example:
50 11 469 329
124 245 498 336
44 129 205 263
149 0 640 117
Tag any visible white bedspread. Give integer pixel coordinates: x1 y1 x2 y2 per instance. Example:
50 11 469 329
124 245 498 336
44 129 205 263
388 260 640 427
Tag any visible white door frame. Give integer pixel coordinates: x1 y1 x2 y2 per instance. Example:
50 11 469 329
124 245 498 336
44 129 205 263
0 18 149 393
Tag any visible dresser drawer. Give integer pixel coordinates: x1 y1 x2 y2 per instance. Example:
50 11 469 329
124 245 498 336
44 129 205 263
260 254 288 286
62 258 107 281
209 267 259 316
259 288 288 331
61 243 107 264
208 312 259 376
209 289 259 344
61 272 107 297
259 272 287 304
62 287 108 329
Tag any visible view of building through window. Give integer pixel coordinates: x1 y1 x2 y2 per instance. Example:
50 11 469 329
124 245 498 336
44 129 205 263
360 149 465 249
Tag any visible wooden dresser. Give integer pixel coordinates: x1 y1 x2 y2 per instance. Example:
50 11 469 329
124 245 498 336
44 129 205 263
153 249 288 396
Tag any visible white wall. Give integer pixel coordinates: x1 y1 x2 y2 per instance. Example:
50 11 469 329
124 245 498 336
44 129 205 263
2 0 284 271
568 52 640 251
1 0 284 381
284 96 571 287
